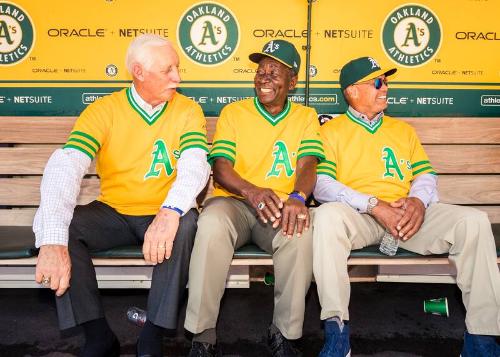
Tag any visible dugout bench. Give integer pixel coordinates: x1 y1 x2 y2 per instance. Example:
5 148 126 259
0 115 499 288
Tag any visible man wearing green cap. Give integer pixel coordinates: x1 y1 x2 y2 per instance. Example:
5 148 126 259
312 56 500 356
185 39 324 356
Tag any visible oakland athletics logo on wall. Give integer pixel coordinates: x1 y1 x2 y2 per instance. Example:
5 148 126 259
0 2 34 65
177 1 239 66
381 4 441 67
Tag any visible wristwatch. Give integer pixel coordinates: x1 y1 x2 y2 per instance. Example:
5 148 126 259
366 196 379 215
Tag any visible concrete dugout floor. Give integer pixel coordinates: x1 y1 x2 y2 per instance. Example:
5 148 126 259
0 282 470 357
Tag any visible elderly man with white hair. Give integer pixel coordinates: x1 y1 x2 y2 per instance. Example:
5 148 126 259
33 34 210 357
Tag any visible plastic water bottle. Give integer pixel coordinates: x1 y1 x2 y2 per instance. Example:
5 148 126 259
127 306 147 326
379 231 399 256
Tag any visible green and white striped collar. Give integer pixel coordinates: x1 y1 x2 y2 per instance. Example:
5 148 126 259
126 85 167 126
346 106 384 134
253 97 291 126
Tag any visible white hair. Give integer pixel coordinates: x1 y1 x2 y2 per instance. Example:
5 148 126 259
125 34 172 73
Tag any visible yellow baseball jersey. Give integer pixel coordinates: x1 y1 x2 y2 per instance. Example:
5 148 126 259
318 110 436 202
64 89 208 215
209 97 324 199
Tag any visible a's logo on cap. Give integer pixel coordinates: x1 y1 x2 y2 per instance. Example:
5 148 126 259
264 40 279 54
368 57 380 69
0 2 35 66
177 1 240 66
381 4 441 67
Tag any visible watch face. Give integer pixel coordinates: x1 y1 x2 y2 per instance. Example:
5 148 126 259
369 197 378 206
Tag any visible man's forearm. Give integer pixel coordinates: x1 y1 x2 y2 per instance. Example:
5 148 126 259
33 148 90 247
212 157 257 198
163 148 211 214
409 173 439 208
314 174 371 212
292 156 318 198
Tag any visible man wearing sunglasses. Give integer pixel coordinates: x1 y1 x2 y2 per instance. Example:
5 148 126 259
312 56 500 356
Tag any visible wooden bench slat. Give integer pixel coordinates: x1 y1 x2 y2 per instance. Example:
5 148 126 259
400 118 500 144
0 177 98 206
0 147 97 175
0 117 75 144
0 209 37 226
3 116 500 145
1 175 500 205
2 144 500 175
426 145 500 174
438 175 500 204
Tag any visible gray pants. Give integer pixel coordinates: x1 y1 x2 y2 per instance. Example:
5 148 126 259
313 202 500 335
56 200 198 330
184 197 313 339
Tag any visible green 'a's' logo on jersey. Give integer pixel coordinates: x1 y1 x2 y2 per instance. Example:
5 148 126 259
266 141 294 178
144 139 174 179
381 147 404 181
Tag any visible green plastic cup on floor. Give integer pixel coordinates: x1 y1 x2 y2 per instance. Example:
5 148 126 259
424 297 449 317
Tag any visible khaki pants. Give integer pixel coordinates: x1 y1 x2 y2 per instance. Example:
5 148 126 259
313 202 500 336
185 196 314 339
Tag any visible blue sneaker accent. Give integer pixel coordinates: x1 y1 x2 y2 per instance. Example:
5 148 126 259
461 331 499 357
319 320 351 357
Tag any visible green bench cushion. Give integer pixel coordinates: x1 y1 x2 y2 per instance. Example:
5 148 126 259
1 225 499 260
91 245 143 258
0 227 37 259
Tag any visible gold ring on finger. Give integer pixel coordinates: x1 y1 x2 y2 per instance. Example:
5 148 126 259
297 214 307 220
41 276 51 286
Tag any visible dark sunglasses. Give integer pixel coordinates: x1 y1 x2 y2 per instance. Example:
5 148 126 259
373 78 388 89
355 77 388 89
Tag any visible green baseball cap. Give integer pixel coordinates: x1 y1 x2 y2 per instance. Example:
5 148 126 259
340 56 397 91
249 40 301 75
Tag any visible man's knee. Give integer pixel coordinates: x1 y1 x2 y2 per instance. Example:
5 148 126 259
439 204 488 223
460 208 492 242
314 202 353 227
464 207 490 223
196 198 240 238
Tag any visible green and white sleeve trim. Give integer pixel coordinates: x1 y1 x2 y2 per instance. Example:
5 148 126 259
411 160 437 176
297 139 325 160
317 159 337 179
63 130 100 160
179 131 209 154
208 139 236 165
